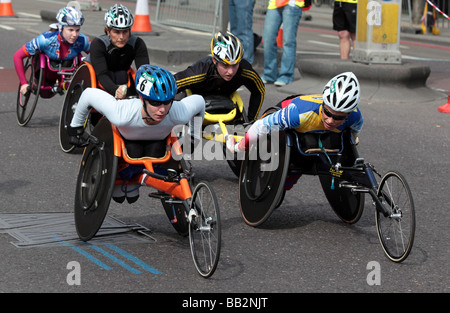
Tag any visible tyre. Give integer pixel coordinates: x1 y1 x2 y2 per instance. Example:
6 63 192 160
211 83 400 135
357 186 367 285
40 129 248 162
189 181 221 278
59 63 93 153
319 175 365 224
162 200 189 236
239 131 290 226
375 171 415 262
74 118 117 241
16 55 42 126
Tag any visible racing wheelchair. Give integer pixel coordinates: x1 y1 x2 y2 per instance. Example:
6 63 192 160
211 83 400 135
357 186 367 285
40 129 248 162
239 106 415 263
16 52 82 126
74 118 221 278
58 61 136 153
183 89 249 177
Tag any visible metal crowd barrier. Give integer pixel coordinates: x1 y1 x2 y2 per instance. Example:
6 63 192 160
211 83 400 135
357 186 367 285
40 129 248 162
153 0 450 35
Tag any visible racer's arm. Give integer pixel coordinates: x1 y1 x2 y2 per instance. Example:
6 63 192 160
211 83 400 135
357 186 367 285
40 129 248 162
348 109 364 142
13 33 42 93
13 47 30 87
231 103 300 152
70 87 134 128
240 61 265 121
79 33 91 55
171 94 205 140
174 59 209 93
89 38 118 95
133 37 150 69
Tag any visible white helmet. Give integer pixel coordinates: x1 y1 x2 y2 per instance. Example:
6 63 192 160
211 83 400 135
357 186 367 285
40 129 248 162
104 4 134 29
322 72 360 113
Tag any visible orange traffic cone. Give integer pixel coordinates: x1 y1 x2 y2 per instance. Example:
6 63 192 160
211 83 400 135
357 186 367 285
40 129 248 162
438 92 450 113
131 0 157 35
0 0 15 17
276 24 283 47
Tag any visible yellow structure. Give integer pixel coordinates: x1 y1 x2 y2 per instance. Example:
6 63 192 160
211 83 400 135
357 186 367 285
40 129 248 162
353 0 402 64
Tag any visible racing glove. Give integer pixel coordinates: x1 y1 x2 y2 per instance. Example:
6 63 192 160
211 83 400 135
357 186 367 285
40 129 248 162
67 125 93 147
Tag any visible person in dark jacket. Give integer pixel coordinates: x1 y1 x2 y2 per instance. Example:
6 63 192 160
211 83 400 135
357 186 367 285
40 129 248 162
88 4 149 98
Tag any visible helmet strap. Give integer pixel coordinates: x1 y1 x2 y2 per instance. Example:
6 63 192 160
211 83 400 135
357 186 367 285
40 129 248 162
142 100 155 123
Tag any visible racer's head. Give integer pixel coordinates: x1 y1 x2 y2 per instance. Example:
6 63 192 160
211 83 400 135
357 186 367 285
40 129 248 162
211 31 243 81
321 72 360 129
104 4 134 48
56 7 84 44
135 65 177 124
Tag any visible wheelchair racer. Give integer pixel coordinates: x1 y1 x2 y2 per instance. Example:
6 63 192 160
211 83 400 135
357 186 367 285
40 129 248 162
87 4 149 99
13 6 90 96
174 31 265 122
68 65 205 204
227 72 364 189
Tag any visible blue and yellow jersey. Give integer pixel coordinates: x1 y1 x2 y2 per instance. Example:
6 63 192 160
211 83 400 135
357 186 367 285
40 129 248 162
262 94 363 137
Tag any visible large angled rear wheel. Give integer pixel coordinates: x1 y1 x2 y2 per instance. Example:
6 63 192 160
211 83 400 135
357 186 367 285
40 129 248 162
74 119 117 241
59 63 93 153
16 56 42 127
239 131 290 226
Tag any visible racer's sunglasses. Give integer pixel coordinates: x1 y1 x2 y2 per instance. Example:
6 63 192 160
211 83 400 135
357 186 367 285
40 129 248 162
145 99 173 107
322 105 348 121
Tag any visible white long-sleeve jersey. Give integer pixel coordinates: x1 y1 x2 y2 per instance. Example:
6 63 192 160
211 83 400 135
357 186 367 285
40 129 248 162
70 88 205 141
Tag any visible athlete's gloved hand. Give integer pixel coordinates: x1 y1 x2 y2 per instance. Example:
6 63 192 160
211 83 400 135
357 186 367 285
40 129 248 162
68 125 93 147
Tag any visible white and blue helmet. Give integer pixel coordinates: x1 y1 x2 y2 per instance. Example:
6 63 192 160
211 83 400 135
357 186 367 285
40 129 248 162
56 7 85 28
104 4 134 29
322 72 360 113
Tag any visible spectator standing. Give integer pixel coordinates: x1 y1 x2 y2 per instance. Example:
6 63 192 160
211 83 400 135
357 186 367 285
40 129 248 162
261 0 310 86
228 0 256 64
333 0 357 60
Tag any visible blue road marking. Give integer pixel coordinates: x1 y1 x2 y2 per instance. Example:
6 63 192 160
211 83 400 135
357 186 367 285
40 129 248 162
54 236 162 275
56 239 113 271
85 243 142 274
105 244 162 274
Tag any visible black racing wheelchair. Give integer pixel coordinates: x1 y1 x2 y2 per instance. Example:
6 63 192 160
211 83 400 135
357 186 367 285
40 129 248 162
239 107 415 263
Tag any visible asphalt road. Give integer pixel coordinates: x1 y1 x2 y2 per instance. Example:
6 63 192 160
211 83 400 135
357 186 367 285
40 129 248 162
0 0 449 300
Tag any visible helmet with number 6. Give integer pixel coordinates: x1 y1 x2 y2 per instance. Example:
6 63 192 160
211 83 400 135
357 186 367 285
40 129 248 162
104 4 134 29
56 7 85 28
135 65 177 102
210 31 244 65
322 72 360 113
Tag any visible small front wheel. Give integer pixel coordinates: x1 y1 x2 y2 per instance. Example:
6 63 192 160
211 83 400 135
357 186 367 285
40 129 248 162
188 181 221 278
375 171 415 263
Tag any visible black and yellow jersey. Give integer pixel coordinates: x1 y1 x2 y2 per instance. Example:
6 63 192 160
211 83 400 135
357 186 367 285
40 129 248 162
174 56 265 121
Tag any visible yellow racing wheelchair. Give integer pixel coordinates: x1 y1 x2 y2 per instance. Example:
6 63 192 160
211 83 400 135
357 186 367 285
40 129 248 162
183 89 249 177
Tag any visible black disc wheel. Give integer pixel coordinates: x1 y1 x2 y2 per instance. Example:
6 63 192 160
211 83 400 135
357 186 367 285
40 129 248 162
162 200 189 237
319 175 365 224
74 119 117 241
59 63 93 153
239 131 290 226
